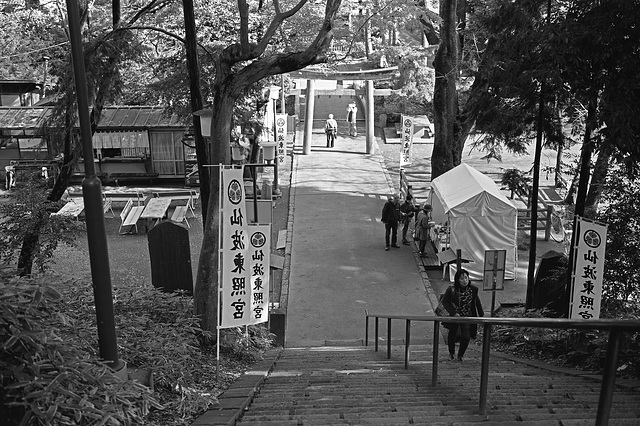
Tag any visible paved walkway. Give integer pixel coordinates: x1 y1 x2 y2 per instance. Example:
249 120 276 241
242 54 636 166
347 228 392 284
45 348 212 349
283 130 434 347
281 127 567 347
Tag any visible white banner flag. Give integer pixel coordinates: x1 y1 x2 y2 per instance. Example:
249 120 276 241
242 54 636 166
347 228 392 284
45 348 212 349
275 114 287 165
248 224 271 324
220 167 252 328
569 216 607 320
399 115 414 167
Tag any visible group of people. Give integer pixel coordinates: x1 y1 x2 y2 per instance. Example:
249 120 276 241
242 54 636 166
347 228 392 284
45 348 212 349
381 192 434 256
381 193 485 362
324 102 358 148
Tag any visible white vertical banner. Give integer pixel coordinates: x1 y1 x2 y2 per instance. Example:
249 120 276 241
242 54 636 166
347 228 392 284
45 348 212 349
275 114 287 165
248 224 271 325
220 167 252 328
569 216 607 320
399 115 414 167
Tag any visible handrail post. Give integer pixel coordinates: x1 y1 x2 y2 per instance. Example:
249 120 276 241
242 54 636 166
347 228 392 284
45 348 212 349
365 314 369 347
479 323 492 415
405 319 411 369
432 321 440 387
387 318 392 359
375 317 379 352
595 329 621 425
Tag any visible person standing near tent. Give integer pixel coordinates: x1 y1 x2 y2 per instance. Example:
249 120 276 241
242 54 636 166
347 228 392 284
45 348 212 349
441 269 484 362
381 194 401 251
414 204 433 257
346 102 358 136
325 114 338 148
399 194 417 245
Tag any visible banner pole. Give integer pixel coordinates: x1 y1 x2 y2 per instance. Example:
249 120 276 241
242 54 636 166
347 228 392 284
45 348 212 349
216 164 223 382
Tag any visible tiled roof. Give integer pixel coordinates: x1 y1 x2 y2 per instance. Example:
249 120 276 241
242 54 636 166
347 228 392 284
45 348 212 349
0 106 187 129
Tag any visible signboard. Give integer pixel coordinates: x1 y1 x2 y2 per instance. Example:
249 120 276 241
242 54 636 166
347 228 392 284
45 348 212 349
219 167 252 328
248 224 271 325
275 114 287 165
483 250 506 291
399 115 414 167
569 216 607 320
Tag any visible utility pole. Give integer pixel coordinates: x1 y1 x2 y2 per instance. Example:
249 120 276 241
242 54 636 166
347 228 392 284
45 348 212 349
65 0 123 372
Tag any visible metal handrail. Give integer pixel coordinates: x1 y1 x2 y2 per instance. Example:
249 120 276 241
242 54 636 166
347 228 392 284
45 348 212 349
364 311 640 425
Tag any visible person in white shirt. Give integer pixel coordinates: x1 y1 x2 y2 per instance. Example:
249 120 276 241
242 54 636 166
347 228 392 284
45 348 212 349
325 114 338 148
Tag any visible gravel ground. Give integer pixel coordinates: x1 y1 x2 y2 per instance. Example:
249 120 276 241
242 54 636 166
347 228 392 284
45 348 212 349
50 170 293 305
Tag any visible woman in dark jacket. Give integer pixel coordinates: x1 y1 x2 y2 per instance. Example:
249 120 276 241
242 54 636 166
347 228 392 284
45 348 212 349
442 268 484 362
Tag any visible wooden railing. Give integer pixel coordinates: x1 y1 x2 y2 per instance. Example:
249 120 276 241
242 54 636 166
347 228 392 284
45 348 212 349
364 311 640 425
517 205 553 240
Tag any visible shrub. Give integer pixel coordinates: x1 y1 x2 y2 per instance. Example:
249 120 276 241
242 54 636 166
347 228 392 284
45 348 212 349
1 269 274 425
0 269 161 425
0 176 84 273
500 168 530 199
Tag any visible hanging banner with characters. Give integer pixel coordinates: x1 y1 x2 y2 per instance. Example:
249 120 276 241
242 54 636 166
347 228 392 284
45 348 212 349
569 216 607 320
247 224 271 325
219 167 252 328
399 115 414 167
275 114 287 165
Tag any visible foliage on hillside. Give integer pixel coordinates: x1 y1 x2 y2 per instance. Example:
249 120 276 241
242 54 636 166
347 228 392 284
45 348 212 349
481 169 640 381
482 305 640 381
0 270 273 425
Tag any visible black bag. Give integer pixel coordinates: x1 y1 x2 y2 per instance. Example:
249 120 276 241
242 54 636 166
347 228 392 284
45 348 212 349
435 293 448 317
436 287 458 329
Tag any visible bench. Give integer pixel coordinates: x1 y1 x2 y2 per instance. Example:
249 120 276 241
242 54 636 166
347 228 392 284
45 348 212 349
152 190 199 217
102 198 114 217
51 198 85 220
119 198 145 234
103 191 147 206
63 190 130 218
170 205 190 228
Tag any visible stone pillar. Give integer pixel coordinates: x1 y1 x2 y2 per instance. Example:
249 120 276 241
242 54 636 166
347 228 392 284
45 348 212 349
303 79 316 155
365 79 375 154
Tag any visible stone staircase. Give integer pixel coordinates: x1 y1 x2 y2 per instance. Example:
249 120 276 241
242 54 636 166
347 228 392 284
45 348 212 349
229 343 640 425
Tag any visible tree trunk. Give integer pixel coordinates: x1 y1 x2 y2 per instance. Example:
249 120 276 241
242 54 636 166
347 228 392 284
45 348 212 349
584 138 612 219
564 93 597 317
194 88 234 331
182 0 210 222
564 158 579 205
16 218 42 276
574 96 597 217
431 0 459 179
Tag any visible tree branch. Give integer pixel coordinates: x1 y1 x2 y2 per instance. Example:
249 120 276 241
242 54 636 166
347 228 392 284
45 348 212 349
239 0 250 55
254 0 309 53
234 0 341 88
107 26 217 60
222 0 310 66
126 0 173 26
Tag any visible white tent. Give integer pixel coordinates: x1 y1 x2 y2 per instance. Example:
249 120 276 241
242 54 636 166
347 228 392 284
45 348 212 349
430 163 518 281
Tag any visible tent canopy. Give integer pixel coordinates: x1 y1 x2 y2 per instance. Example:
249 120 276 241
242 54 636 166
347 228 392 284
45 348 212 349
432 163 516 218
430 163 518 281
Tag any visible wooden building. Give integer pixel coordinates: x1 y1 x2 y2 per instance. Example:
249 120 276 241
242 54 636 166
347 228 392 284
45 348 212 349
0 105 193 185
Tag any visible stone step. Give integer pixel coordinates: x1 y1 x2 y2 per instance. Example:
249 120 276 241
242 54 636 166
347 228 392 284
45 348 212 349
194 344 640 425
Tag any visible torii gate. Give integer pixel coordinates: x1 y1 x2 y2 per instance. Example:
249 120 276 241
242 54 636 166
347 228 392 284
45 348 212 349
290 66 399 155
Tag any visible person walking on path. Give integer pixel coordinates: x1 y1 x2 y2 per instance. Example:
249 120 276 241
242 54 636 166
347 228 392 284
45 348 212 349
441 269 484 362
414 204 434 256
381 194 401 251
399 194 416 245
346 102 358 136
325 114 338 148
